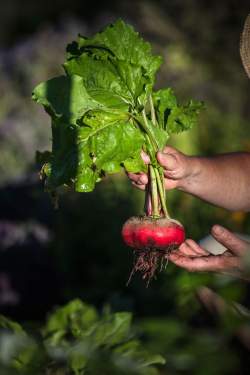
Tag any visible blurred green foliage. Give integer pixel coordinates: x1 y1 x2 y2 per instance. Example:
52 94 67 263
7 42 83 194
0 299 165 375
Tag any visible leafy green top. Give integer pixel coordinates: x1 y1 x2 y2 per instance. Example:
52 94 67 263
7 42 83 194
0 299 165 375
32 19 203 193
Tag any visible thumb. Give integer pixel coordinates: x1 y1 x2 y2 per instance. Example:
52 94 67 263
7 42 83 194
211 225 249 256
157 151 178 171
157 147 187 179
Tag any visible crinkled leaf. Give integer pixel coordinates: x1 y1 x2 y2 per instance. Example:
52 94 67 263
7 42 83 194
115 60 149 103
64 55 132 108
42 119 78 190
44 111 144 192
123 150 147 173
166 100 204 134
153 88 177 128
66 19 162 106
78 110 144 172
64 54 148 107
69 19 162 83
32 75 104 124
153 88 203 133
33 19 203 194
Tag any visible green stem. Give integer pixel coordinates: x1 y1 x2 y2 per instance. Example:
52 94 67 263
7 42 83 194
145 134 155 161
131 114 157 153
155 168 170 218
133 101 170 219
149 165 159 217
141 110 159 151
130 111 159 152
149 94 156 125
159 168 166 201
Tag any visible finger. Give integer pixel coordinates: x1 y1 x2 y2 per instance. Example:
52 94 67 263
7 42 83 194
157 151 179 174
178 239 209 257
169 252 240 273
164 178 179 190
157 149 188 181
131 181 146 191
211 225 250 256
185 239 210 256
140 150 150 164
178 241 202 257
127 172 148 185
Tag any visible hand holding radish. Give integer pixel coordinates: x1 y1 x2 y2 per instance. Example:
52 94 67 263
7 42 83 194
169 225 250 279
128 146 195 191
128 147 250 279
128 147 250 212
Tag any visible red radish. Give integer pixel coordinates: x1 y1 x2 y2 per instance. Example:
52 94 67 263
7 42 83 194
122 216 185 250
122 216 185 285
122 164 185 285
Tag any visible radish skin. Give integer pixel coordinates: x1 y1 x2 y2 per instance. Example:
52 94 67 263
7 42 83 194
122 217 185 250
122 216 185 285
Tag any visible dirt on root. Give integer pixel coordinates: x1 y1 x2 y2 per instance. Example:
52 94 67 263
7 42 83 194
127 244 177 287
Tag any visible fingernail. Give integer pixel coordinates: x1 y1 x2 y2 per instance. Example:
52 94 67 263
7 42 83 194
212 225 224 235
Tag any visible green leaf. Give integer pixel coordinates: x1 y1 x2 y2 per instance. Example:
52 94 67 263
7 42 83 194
139 354 166 367
91 312 132 348
123 151 147 173
44 299 98 345
73 19 162 83
12 341 45 375
153 88 204 133
32 75 104 124
68 343 88 375
114 340 166 374
64 54 149 108
0 315 26 336
166 100 204 134
0 299 166 375
45 111 144 192
64 55 134 108
144 118 169 150
153 88 177 128
0 316 45 375
33 19 203 194
66 19 162 107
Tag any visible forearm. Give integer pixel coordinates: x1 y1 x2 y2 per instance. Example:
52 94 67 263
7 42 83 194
179 152 250 211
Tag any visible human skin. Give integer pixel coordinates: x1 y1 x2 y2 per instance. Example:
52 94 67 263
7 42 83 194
169 224 250 279
128 146 250 211
127 146 250 278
